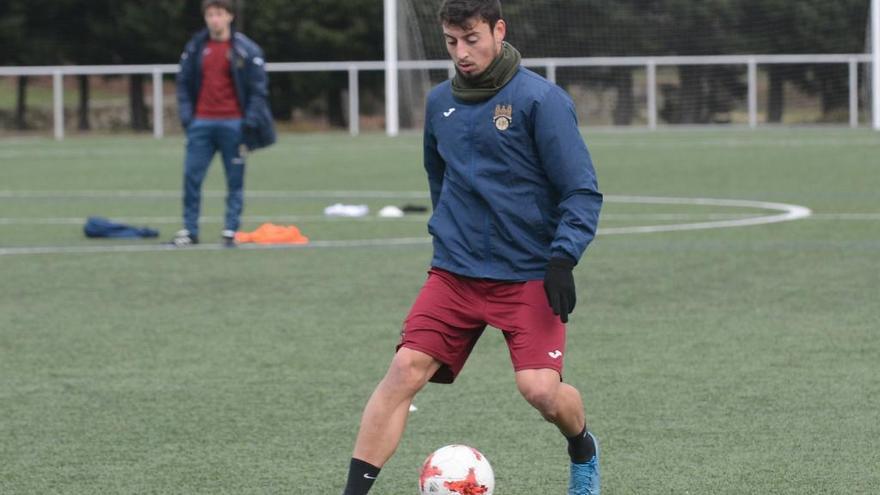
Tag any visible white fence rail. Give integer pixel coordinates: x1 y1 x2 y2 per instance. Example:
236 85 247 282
0 53 875 140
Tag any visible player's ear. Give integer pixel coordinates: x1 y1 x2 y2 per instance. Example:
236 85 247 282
494 19 506 42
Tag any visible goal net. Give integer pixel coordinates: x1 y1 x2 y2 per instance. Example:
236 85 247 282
398 0 873 128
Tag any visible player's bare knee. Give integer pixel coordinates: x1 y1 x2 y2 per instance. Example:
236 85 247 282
385 352 432 393
519 386 560 421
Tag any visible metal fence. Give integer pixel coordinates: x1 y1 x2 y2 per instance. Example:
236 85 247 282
0 53 875 140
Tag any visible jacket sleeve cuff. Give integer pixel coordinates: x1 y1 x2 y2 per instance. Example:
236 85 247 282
549 253 577 268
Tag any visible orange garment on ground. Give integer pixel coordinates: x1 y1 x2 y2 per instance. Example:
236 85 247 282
234 223 309 245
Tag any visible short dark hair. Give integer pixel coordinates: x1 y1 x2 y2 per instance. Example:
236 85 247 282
202 0 235 14
438 0 502 30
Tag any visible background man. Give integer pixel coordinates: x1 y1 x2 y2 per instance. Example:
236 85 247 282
341 1 603 494
172 0 275 247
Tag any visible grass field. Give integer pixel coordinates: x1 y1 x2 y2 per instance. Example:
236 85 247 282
1 129 878 494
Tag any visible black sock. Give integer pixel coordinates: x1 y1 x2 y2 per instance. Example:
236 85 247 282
342 458 381 495
566 427 596 464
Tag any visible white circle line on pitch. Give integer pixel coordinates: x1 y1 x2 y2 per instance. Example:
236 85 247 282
598 195 812 235
0 195 812 256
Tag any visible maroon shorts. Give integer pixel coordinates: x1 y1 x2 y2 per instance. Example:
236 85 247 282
399 267 567 384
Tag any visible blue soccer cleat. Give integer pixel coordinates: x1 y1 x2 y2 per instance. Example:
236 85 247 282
568 432 600 495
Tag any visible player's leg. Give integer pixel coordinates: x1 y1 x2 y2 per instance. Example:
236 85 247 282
493 279 599 494
516 369 599 495
515 369 585 435
354 348 442 464
216 119 245 245
178 120 214 244
515 370 598 463
342 348 442 495
514 368 597 464
343 268 486 495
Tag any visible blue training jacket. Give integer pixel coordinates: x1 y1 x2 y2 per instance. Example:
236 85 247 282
176 29 276 151
424 66 603 281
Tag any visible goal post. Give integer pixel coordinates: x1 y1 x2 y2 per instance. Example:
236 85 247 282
872 0 880 130
384 0 400 136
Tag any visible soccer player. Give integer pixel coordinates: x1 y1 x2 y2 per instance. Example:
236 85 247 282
341 1 603 494
171 0 275 247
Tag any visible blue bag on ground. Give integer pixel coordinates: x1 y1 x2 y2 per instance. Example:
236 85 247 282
83 217 159 239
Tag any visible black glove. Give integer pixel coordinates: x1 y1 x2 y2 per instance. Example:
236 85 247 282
544 257 577 323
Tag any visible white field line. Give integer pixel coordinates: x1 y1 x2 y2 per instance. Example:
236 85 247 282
589 137 880 149
810 213 880 220
0 190 430 199
598 195 811 235
0 212 767 225
2 132 878 152
6 212 875 226
0 215 430 225
2 212 877 227
0 237 433 256
0 194 814 256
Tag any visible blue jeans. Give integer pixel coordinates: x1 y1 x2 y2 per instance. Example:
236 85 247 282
182 119 245 236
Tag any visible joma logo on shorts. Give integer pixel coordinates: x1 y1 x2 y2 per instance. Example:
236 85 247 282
548 350 562 359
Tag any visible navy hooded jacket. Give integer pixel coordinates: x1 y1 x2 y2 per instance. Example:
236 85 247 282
176 29 276 151
424 66 603 281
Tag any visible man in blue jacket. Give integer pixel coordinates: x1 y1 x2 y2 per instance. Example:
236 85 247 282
341 1 603 494
171 0 275 247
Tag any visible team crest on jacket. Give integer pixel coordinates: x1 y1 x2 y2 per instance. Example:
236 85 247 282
494 104 513 131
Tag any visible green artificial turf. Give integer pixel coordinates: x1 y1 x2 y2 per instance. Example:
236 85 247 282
1 129 878 493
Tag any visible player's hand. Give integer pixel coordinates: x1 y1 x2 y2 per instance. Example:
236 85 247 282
543 258 576 323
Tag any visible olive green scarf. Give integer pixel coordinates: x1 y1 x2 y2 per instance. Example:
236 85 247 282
451 42 522 102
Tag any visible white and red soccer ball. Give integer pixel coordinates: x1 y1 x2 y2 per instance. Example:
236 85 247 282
419 444 495 495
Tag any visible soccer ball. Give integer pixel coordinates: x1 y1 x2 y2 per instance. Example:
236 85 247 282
419 444 494 495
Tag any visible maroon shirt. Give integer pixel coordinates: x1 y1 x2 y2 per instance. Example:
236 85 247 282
195 40 243 119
